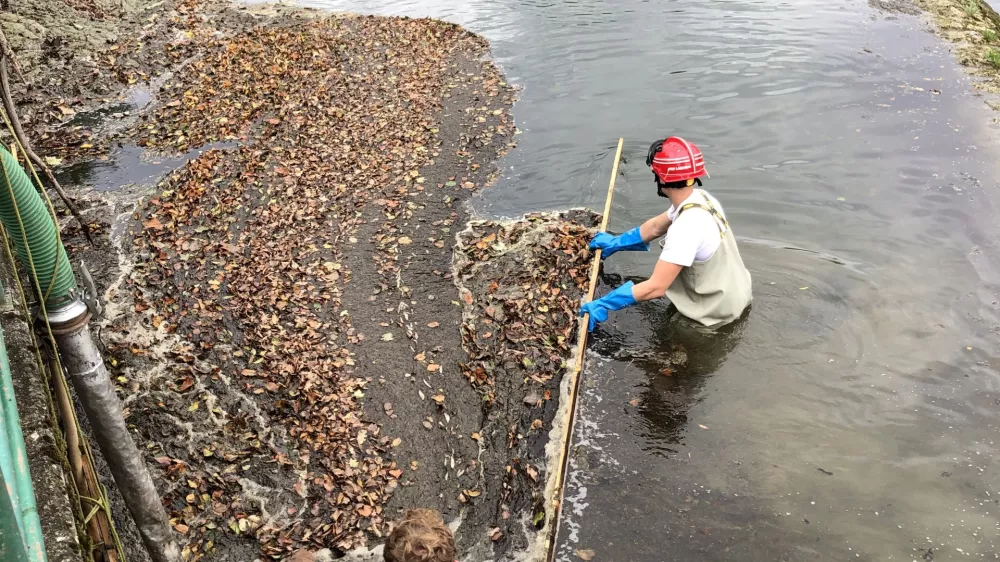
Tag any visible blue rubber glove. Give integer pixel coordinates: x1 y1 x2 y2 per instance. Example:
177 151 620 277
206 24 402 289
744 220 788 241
580 281 637 332
589 226 649 259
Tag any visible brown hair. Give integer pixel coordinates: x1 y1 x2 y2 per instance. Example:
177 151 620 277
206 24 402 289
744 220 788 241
384 509 456 562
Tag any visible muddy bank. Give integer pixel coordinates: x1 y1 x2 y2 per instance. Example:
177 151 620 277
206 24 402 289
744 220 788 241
872 0 1000 111
7 2 600 561
4 0 314 164
2 0 154 138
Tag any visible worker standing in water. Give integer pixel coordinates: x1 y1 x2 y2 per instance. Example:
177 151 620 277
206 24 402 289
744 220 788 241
580 137 752 331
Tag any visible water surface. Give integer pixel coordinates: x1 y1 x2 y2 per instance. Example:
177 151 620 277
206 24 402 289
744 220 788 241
262 0 1000 559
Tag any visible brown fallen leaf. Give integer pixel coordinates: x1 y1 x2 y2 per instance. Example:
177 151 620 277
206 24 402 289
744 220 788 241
464 489 481 497
427 321 440 328
177 376 195 392
490 527 502 541
427 364 440 372
576 549 595 560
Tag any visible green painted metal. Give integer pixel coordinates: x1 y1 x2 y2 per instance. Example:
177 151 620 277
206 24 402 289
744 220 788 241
0 146 75 308
0 316 46 561
0 468 32 562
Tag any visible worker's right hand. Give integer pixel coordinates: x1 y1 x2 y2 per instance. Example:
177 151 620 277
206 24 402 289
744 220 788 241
580 281 638 331
589 226 649 259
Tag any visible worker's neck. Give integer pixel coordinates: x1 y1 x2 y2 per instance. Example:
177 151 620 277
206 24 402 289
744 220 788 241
666 185 696 208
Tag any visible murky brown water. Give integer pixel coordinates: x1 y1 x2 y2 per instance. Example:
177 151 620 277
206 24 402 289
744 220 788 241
262 0 1000 559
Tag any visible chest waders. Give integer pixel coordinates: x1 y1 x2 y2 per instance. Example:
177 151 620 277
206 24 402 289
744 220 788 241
665 190 753 327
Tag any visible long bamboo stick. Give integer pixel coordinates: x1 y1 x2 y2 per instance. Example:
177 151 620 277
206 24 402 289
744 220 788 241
544 138 623 561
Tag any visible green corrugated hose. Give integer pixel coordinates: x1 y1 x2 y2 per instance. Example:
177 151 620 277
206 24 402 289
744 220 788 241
0 146 75 308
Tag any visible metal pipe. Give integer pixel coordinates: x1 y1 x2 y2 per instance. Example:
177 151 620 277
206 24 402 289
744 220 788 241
48 301 179 562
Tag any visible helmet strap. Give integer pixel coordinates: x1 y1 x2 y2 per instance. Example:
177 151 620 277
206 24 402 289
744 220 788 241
654 176 702 197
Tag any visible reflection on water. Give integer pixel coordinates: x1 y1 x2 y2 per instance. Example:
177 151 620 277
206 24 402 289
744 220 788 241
592 295 750 456
251 0 1000 559
56 143 236 193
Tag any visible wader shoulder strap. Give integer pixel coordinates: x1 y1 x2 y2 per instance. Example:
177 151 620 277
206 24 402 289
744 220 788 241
674 190 730 237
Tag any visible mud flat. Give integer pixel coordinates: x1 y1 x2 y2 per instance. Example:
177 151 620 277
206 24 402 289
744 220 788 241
3 1 600 560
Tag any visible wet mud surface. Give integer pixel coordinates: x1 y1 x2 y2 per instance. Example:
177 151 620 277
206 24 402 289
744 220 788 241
3 2 601 560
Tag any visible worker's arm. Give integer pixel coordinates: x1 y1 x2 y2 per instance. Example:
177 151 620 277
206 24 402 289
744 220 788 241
638 211 673 243
589 211 672 259
631 259 683 301
579 259 683 331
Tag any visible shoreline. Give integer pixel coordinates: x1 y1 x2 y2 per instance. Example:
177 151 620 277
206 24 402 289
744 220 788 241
871 0 1000 114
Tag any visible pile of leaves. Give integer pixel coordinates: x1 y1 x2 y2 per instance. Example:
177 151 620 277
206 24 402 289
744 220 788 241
450 211 597 546
454 212 597 403
110 12 511 560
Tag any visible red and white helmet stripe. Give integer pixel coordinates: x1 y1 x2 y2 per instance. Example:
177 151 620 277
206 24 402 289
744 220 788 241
649 137 708 183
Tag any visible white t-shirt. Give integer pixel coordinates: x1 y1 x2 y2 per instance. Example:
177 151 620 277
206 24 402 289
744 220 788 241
659 190 728 267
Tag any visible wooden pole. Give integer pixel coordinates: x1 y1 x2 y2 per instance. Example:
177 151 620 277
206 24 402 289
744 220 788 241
544 137 623 561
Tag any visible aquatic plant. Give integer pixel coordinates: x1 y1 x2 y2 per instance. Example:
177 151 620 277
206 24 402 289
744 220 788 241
987 48 1000 67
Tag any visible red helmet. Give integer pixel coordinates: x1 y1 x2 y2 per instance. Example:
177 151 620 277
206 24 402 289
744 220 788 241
646 137 708 184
